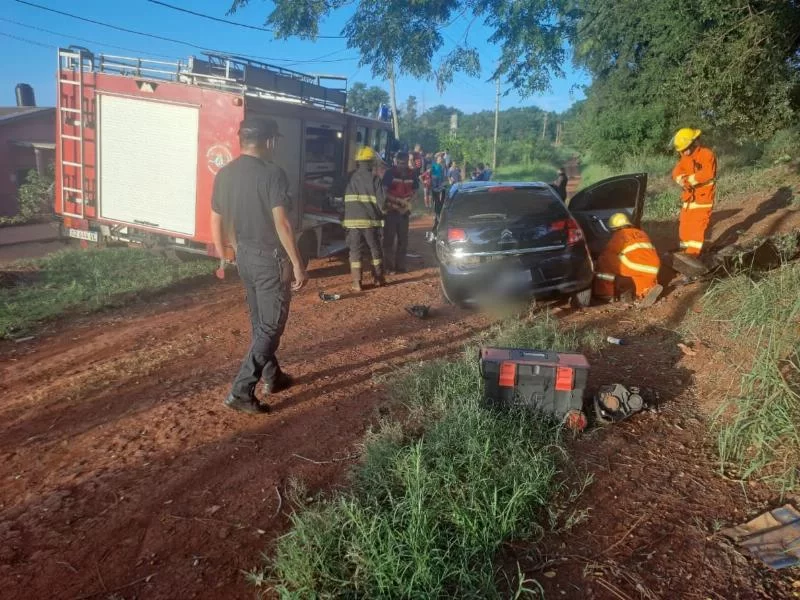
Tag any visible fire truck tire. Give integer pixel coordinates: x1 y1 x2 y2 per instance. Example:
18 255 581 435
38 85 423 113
298 232 317 271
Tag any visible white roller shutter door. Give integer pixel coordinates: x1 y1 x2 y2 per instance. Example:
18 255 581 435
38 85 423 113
99 94 199 235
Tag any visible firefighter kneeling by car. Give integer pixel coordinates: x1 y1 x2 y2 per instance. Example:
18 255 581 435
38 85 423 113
593 212 663 308
344 147 386 292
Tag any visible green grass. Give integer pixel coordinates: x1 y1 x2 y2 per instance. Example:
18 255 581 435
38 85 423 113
691 263 800 492
0 248 216 338
494 161 559 183
250 314 598 598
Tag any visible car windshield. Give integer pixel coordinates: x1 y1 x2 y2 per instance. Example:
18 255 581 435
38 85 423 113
447 188 566 222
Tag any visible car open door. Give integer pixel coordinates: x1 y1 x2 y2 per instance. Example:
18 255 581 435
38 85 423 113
568 173 648 256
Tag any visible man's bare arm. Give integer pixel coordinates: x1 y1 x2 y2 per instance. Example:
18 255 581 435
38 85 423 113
211 210 225 259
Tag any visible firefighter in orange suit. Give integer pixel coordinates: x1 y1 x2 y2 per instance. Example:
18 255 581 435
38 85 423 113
671 128 717 255
344 147 386 291
593 212 663 307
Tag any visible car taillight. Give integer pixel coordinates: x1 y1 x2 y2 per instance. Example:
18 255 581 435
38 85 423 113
447 228 467 242
566 218 584 245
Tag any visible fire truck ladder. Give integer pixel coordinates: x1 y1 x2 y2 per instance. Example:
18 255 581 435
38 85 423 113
58 47 93 219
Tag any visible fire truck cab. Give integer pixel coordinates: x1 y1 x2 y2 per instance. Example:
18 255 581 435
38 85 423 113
55 47 394 263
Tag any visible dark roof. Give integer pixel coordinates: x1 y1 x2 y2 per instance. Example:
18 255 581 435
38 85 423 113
0 107 54 125
454 181 552 192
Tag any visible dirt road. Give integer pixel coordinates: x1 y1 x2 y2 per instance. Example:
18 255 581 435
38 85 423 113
2 164 799 599
0 218 489 599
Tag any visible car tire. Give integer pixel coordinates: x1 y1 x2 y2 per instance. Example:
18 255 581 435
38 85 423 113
571 287 592 308
440 274 468 308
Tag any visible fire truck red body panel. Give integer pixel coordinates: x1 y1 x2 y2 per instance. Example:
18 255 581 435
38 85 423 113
54 49 393 260
57 67 242 250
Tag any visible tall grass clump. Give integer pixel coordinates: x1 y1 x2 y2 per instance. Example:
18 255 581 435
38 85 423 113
698 263 800 492
254 315 594 598
0 248 215 338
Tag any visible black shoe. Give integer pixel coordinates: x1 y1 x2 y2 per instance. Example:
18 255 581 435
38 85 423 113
224 394 271 414
263 371 294 395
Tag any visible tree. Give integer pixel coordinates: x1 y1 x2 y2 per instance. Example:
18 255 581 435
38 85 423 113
346 82 389 118
404 96 418 124
2 164 54 225
229 0 573 95
570 0 800 163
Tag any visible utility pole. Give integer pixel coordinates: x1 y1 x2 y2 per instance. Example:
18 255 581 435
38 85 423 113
388 64 400 141
541 112 548 140
492 76 500 171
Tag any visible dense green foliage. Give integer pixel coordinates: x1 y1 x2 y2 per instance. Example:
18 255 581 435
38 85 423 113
345 82 389 118
0 249 215 338
570 0 800 165
1 164 54 226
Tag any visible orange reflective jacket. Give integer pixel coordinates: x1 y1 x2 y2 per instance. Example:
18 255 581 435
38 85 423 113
594 227 660 297
671 145 717 208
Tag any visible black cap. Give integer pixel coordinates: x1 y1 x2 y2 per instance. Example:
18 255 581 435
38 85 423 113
239 117 282 139
395 150 409 160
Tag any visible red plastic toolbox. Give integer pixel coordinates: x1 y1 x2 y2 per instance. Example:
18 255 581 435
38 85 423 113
479 347 590 424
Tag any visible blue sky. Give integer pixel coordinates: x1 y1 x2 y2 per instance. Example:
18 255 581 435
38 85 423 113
0 0 588 114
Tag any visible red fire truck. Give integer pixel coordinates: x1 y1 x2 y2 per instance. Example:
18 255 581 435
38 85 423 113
55 47 394 263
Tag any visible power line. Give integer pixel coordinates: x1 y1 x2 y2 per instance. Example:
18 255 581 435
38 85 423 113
0 17 181 59
13 0 356 65
146 0 345 39
0 30 53 49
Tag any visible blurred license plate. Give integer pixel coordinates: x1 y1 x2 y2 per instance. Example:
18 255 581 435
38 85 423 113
67 228 98 242
497 269 532 290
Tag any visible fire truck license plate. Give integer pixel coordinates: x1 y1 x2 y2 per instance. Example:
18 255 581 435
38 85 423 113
67 228 99 243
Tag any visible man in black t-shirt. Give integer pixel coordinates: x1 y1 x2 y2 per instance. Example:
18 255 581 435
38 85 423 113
211 117 307 414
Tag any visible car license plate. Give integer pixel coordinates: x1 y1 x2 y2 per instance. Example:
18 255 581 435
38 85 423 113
67 228 98 243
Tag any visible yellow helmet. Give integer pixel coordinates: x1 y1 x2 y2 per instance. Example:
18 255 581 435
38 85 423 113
608 212 631 230
672 128 701 152
356 146 378 162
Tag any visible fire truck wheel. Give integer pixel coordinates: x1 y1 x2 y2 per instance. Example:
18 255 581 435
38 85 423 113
298 232 317 271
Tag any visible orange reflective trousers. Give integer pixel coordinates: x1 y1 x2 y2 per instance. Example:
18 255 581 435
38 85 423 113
593 227 660 298
672 146 717 255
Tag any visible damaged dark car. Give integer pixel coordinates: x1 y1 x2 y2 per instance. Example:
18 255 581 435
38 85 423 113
432 174 647 307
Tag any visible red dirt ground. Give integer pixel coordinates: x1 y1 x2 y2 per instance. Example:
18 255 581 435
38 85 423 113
2 164 799 599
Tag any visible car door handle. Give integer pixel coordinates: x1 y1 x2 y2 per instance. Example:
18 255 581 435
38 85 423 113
590 215 610 233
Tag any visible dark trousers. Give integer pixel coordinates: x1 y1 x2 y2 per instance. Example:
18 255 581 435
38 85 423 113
231 244 291 400
347 227 384 273
383 212 409 272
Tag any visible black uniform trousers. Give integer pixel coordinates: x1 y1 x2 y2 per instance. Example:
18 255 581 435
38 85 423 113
347 227 383 271
383 212 409 272
230 243 291 400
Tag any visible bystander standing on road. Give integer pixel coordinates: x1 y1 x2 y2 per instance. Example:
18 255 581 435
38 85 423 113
210 117 308 415
382 151 417 273
552 167 568 200
448 161 462 185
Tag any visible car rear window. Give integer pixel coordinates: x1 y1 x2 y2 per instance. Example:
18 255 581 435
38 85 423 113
447 188 567 221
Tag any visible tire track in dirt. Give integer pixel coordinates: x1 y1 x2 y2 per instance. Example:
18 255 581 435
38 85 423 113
0 217 491 600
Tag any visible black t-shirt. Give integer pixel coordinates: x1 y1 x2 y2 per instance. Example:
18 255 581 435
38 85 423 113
211 155 291 252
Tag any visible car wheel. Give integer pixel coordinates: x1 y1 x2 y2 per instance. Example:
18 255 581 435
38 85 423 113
440 274 468 308
571 287 592 308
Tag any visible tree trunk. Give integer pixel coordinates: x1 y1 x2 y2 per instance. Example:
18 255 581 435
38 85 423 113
388 63 400 140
